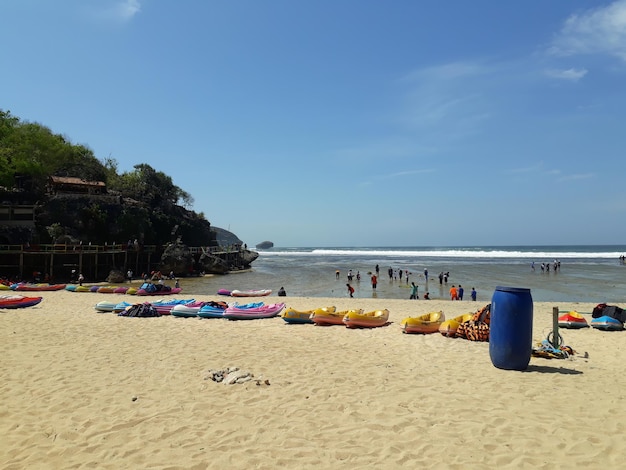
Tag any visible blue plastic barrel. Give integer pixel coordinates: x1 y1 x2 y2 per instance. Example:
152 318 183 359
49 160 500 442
489 286 533 370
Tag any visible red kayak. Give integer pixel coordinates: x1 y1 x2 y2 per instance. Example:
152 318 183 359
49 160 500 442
0 295 43 309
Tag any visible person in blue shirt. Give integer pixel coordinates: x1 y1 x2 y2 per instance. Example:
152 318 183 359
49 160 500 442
470 287 477 301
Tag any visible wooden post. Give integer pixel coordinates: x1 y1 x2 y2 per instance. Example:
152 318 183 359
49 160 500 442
552 306 559 348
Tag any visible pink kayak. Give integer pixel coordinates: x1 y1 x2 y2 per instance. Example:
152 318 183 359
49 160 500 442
223 303 285 320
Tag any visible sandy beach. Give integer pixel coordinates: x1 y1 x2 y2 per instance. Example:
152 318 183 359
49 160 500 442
1 290 624 469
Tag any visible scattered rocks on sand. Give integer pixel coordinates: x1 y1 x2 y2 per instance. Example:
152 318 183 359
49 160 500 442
204 367 270 386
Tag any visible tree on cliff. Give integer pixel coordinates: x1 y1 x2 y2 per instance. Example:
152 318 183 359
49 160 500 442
0 109 214 248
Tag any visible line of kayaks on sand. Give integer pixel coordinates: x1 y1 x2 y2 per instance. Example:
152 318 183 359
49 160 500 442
1 282 67 291
2 283 276 298
95 299 287 320
93 299 626 333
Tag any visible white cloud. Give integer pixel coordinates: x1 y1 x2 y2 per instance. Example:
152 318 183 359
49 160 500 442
88 0 142 24
115 0 141 21
550 0 626 61
557 173 595 183
400 61 489 83
544 67 588 81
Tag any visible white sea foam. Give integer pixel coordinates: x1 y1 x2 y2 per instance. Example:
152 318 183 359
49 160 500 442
258 248 624 259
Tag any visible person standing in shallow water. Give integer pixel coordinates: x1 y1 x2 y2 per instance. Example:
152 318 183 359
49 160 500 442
346 283 354 298
458 285 464 300
410 282 418 300
371 274 377 290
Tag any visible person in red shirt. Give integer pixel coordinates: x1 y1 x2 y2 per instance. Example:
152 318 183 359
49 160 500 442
371 274 377 290
346 283 355 297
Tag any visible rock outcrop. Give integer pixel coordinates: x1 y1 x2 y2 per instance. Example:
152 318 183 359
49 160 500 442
159 241 259 275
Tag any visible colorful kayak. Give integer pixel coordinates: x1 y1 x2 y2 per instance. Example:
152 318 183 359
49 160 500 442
94 300 121 312
198 301 262 318
230 289 272 297
590 315 624 331
223 303 285 320
97 285 129 294
311 308 363 326
0 294 43 309
343 309 389 328
171 301 214 317
558 311 590 329
401 311 446 334
151 298 196 315
135 287 182 296
282 306 336 324
439 313 474 337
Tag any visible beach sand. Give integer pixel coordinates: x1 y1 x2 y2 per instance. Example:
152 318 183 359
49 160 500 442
1 291 623 469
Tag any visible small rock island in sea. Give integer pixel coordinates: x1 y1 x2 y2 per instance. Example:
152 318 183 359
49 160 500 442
256 241 274 249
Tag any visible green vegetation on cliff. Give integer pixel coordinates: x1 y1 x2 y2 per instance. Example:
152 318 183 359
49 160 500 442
0 109 218 248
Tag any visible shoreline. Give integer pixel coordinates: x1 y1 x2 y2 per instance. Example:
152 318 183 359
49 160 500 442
1 291 623 468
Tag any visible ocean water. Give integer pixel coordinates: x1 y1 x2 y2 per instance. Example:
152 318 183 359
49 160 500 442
177 245 626 304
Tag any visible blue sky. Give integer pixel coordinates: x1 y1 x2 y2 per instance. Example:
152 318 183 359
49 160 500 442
3 0 626 247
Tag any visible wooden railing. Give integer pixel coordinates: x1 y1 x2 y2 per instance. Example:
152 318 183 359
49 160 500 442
0 243 244 254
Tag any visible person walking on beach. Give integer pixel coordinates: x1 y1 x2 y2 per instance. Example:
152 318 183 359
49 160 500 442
449 285 458 300
78 273 84 286
371 274 377 290
458 285 464 300
471 287 477 301
424 268 428 281
410 282 418 300
335 270 340 279
346 283 355 298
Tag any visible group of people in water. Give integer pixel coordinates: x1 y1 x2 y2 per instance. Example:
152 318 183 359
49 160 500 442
531 260 561 272
336 264 476 301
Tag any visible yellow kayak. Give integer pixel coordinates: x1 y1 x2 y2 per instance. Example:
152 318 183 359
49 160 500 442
282 306 336 324
401 311 445 334
439 313 474 337
343 309 389 328
312 308 362 326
